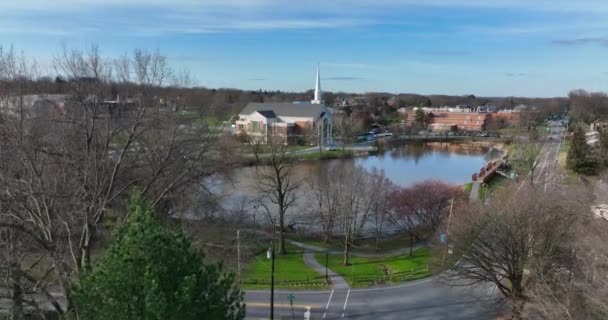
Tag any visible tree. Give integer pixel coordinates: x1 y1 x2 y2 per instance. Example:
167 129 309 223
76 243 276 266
253 135 301 255
74 192 244 320
368 169 394 251
514 143 541 186
0 45 223 314
389 181 461 256
334 107 363 149
567 123 598 175
414 108 426 128
568 89 608 123
447 189 581 319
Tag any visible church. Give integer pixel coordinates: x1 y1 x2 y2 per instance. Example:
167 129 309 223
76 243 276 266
235 66 333 145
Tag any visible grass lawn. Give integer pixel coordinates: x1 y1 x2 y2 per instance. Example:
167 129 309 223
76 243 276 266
289 232 423 253
300 149 354 160
242 243 327 289
479 175 509 201
315 248 431 287
463 182 473 198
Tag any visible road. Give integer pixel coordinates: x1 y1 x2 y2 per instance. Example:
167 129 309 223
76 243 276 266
245 277 502 320
245 121 568 320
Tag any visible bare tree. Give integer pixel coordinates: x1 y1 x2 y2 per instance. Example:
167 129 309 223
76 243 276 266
308 171 339 243
446 189 583 319
318 165 375 265
253 135 301 255
389 180 461 256
0 45 222 315
368 168 394 251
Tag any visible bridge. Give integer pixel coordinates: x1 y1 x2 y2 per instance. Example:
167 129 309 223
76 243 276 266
469 153 509 202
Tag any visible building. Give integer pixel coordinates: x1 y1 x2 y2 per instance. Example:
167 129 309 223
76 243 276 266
235 66 333 145
406 106 492 132
491 109 522 126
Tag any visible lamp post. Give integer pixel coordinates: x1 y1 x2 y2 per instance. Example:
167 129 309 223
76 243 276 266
267 230 275 320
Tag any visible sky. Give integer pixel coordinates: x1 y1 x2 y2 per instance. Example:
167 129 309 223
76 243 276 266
1 0 608 97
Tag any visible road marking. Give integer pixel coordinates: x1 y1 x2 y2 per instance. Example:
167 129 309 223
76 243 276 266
246 302 321 309
342 289 350 318
322 289 334 319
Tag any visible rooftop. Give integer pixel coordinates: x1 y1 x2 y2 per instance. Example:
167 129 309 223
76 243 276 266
240 102 327 118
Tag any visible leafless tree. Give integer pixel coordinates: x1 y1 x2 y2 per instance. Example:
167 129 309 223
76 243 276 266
316 165 375 265
389 180 461 256
0 45 222 315
253 135 301 255
308 172 339 243
367 168 394 251
334 108 363 149
446 188 583 319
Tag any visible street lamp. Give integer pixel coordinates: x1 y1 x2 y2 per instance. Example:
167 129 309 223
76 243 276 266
267 231 275 320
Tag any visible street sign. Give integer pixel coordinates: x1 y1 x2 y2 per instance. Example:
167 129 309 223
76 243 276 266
439 233 447 244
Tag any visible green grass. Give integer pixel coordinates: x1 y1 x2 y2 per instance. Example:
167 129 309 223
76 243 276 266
463 182 473 198
242 243 327 289
316 248 431 287
479 175 508 201
299 149 354 160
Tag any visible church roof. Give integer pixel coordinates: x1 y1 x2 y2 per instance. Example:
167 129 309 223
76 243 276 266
240 102 328 118
256 110 277 118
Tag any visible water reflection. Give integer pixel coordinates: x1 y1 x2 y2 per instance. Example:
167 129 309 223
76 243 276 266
210 142 495 214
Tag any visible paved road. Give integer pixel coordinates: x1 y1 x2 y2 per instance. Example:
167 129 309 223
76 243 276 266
245 121 568 320
245 277 502 320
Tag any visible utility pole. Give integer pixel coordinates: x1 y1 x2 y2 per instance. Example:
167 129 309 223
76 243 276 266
442 198 455 266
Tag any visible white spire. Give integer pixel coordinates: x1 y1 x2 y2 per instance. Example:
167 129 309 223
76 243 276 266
311 64 323 104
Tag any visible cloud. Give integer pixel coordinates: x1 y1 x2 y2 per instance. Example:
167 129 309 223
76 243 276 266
421 50 470 56
247 78 266 81
324 62 390 70
551 37 608 47
324 76 362 81
505 73 528 77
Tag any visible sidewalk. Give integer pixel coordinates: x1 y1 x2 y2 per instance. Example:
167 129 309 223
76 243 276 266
302 252 349 289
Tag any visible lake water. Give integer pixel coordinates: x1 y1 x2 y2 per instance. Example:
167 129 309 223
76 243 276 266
206 141 499 215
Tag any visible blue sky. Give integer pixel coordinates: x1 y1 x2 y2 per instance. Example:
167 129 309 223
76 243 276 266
2 0 608 97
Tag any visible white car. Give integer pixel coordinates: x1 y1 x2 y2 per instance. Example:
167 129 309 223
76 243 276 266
325 144 339 151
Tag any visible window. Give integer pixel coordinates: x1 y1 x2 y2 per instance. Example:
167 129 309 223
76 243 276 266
238 124 244 131
252 121 260 132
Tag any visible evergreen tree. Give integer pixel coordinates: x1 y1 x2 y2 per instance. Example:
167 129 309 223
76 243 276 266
74 192 244 320
567 124 598 175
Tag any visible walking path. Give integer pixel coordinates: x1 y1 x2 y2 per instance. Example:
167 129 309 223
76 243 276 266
287 239 426 258
302 252 350 289
288 238 428 290
469 181 481 202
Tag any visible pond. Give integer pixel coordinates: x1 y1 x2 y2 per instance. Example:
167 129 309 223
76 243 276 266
205 141 500 215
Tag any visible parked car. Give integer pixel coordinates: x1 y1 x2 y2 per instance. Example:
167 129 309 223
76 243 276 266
325 144 339 151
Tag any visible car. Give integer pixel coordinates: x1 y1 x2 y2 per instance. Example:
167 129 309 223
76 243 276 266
325 144 339 151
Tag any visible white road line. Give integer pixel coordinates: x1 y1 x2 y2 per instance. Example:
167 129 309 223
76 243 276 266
342 289 351 318
323 289 334 319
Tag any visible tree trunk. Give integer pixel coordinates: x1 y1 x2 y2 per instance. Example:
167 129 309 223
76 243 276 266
9 264 24 320
278 213 286 255
409 233 413 257
343 234 350 266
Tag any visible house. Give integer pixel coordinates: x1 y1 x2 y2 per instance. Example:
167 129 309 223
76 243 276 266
235 66 333 145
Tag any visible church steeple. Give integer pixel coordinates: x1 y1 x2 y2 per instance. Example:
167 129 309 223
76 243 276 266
311 64 323 104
